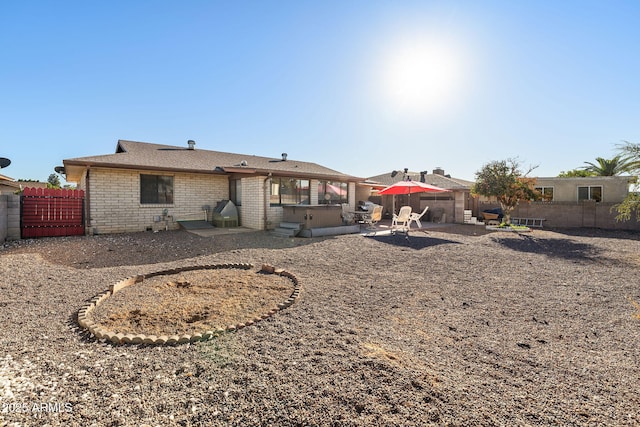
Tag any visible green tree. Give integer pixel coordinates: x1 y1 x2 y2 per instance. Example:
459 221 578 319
613 192 640 222
558 169 595 177
582 155 635 176
47 173 61 188
471 159 541 225
617 141 640 173
613 141 640 222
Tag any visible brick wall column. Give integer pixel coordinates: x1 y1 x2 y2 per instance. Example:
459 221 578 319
348 182 356 210
7 194 20 240
0 195 6 242
453 191 466 223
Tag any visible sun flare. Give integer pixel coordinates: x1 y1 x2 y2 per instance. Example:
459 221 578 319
376 36 467 120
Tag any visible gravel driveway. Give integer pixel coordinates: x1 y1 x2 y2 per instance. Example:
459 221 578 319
1 226 639 426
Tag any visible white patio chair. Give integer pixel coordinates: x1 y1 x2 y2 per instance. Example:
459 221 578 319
362 205 383 230
408 206 429 229
391 206 412 234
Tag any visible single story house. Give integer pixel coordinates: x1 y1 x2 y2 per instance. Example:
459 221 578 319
477 175 639 229
0 174 47 194
0 174 19 194
62 140 362 234
531 176 636 203
476 175 635 209
366 168 474 224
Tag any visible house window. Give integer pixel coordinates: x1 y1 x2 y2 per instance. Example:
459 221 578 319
578 186 602 202
535 186 554 201
230 179 242 206
140 174 173 204
318 180 348 204
270 177 310 205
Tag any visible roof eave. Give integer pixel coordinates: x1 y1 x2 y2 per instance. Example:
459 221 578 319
63 160 361 182
62 160 229 182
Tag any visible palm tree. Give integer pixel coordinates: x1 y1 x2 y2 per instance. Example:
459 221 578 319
617 141 640 173
582 155 635 176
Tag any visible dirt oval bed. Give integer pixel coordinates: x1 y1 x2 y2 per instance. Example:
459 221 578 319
76 263 301 345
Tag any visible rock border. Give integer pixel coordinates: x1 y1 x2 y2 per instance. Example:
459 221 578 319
77 263 301 345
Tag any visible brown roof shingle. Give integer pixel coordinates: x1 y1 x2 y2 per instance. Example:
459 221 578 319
64 140 359 182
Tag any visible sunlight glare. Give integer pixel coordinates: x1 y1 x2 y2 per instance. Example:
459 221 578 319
376 35 468 121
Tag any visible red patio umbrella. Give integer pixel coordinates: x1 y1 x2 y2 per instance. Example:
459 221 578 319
378 180 450 214
378 180 450 195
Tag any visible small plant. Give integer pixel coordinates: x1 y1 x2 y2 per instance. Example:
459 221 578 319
497 223 530 231
198 334 238 368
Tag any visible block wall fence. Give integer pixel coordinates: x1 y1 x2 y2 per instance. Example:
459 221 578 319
0 194 20 241
478 201 640 231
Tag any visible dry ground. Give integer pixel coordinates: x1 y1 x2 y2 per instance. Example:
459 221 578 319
1 225 640 426
90 268 296 336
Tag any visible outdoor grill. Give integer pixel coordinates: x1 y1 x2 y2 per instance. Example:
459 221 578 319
212 200 239 227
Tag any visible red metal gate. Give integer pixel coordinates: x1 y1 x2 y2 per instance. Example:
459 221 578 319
21 187 85 238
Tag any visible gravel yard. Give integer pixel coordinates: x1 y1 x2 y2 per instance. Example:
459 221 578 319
1 225 640 426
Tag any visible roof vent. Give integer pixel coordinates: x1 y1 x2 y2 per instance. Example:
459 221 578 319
240 160 248 166
187 140 196 150
281 152 288 161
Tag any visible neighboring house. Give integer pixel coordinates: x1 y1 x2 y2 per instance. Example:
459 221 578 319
531 176 635 203
477 175 639 230
0 174 19 194
62 140 361 234
366 168 474 223
476 176 634 206
364 171 638 229
0 174 47 194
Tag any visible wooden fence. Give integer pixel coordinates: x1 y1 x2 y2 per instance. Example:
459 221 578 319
21 187 85 238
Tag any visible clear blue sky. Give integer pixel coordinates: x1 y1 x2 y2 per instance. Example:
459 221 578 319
1 1 639 183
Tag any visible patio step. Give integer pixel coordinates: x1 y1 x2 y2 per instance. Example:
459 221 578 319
271 222 302 238
279 222 302 230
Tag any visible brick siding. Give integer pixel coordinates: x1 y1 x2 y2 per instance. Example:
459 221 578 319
85 168 228 234
239 176 267 230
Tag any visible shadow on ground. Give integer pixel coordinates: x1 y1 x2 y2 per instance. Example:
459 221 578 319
492 234 603 261
549 227 640 242
3 230 326 268
366 233 461 250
